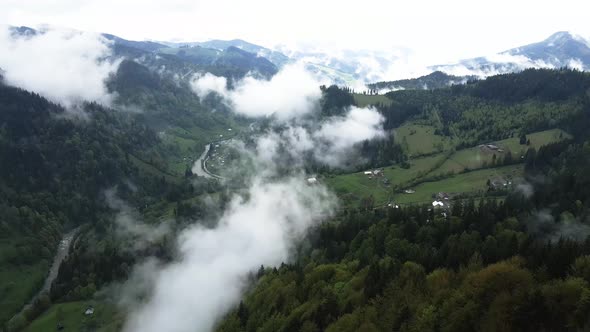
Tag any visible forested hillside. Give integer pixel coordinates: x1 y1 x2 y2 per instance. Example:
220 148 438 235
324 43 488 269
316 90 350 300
0 81 206 329
379 69 590 142
368 71 476 91
216 96 590 332
3 59 590 332
4 3 590 331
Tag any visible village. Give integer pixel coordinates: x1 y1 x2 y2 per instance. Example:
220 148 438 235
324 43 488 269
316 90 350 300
359 164 516 212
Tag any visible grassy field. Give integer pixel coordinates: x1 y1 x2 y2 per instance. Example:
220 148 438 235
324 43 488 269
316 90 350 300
353 94 392 107
24 301 123 332
0 259 48 325
327 128 570 208
432 128 571 176
394 124 456 156
500 128 571 156
325 153 447 206
392 164 523 204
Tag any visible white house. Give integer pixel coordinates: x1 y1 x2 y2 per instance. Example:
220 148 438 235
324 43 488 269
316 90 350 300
432 201 444 208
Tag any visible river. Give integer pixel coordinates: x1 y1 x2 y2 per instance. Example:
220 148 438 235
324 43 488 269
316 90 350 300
36 228 80 299
7 227 80 325
191 143 225 180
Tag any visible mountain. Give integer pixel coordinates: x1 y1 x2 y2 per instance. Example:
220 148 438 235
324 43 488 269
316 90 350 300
368 71 478 91
8 26 278 79
0 80 168 328
510 31 590 66
8 25 37 37
158 38 290 69
433 31 590 76
174 39 379 84
278 47 405 85
169 38 406 85
102 33 168 53
157 45 278 78
194 39 290 67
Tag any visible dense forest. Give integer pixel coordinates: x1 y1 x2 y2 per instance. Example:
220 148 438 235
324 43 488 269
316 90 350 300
211 69 590 332
368 71 477 91
316 69 590 171
0 80 218 330
216 116 590 332
380 69 590 145
3 66 590 332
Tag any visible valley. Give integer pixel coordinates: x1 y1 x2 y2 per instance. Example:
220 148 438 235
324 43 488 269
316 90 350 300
1 19 590 332
326 127 570 208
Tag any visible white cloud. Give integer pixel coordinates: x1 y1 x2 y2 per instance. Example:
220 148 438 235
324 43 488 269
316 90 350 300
516 182 534 199
527 209 590 242
567 58 585 70
126 104 384 331
0 26 120 107
105 189 170 250
245 106 386 169
123 177 335 332
2 0 590 80
190 72 228 99
191 63 321 120
435 52 565 78
487 53 556 69
313 106 385 166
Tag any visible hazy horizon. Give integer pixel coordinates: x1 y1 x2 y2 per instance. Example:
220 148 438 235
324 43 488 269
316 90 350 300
3 0 590 66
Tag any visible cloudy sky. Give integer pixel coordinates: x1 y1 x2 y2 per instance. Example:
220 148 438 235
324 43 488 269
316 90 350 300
2 0 590 63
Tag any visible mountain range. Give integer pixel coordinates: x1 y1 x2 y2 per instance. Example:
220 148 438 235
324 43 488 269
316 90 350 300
7 26 590 90
431 31 590 77
164 30 590 89
344 31 590 91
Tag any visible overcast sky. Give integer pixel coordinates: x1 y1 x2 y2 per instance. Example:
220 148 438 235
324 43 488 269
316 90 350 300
3 0 590 63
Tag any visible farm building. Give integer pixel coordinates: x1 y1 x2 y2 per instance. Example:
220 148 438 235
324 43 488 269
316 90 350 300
372 169 383 176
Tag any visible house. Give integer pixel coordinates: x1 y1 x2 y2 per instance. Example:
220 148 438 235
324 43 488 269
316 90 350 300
84 307 94 316
488 177 508 190
307 177 318 185
372 169 383 176
404 189 416 194
432 200 444 208
364 171 372 175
